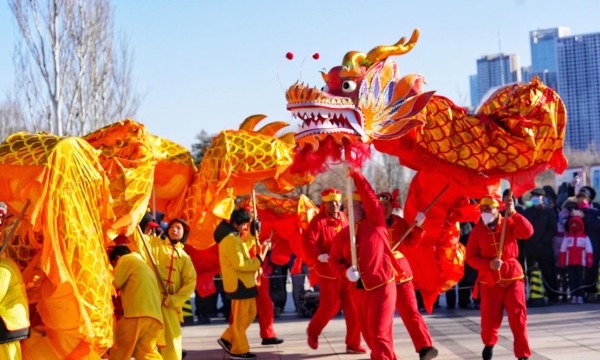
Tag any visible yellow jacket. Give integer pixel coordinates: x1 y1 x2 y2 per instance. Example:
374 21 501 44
113 252 164 324
214 220 261 298
135 234 197 321
0 257 30 341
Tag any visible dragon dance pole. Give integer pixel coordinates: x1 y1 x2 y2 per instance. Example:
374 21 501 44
497 186 512 259
251 189 263 257
344 150 358 268
392 184 449 251
0 199 30 255
137 225 169 295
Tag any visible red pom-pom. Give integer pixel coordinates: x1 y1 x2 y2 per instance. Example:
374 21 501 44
286 52 294 60
312 53 320 60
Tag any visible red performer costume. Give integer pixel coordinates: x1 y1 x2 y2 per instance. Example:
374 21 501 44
466 195 534 360
378 192 438 360
303 188 364 353
244 226 284 346
330 169 398 360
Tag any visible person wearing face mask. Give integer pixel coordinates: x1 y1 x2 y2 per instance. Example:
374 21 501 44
522 188 560 304
573 187 600 302
466 194 534 360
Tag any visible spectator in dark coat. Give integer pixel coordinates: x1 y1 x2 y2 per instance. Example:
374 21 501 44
522 188 559 303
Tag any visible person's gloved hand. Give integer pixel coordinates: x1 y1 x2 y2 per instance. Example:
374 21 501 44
317 253 329 263
162 295 173 308
346 266 360 282
250 219 261 236
415 212 426 227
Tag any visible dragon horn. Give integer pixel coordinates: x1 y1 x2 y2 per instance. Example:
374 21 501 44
340 51 367 78
363 29 420 67
239 114 268 131
257 121 289 136
278 132 295 146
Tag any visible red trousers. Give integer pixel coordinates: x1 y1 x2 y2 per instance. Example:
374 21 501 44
307 277 361 348
256 274 277 339
479 280 530 358
396 281 433 352
354 281 397 360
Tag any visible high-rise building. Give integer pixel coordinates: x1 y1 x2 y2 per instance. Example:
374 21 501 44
530 27 571 72
557 32 600 151
523 27 570 90
470 54 521 108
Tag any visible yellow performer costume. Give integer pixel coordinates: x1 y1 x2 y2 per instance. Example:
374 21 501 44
0 256 30 360
214 208 261 358
109 246 164 360
138 219 196 360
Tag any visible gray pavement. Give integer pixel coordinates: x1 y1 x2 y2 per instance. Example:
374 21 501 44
181 301 600 360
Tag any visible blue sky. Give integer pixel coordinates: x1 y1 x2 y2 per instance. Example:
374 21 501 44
1 0 600 150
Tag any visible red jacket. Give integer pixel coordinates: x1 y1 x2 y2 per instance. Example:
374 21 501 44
330 170 396 290
466 213 534 286
386 214 424 283
559 216 594 267
303 208 347 279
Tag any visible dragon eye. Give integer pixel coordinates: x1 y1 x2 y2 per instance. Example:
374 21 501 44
342 80 357 93
321 85 329 92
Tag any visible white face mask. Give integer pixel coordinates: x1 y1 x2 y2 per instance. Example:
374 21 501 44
481 212 495 225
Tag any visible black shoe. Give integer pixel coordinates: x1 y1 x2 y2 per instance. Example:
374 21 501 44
261 337 284 345
217 338 232 354
229 353 257 359
517 358 529 360
482 345 494 360
419 346 439 360
182 350 187 359
197 315 211 324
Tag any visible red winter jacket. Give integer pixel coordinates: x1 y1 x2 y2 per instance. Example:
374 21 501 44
559 217 594 267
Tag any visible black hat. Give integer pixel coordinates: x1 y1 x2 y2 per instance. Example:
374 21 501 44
543 185 557 201
140 212 156 232
530 188 545 197
577 186 596 201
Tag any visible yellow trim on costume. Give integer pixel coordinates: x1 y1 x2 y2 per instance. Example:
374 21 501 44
480 197 499 207
322 193 342 202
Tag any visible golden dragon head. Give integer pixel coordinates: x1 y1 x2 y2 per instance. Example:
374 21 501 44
286 29 435 172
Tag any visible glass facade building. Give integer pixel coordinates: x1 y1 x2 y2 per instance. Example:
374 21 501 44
471 54 521 108
557 32 600 151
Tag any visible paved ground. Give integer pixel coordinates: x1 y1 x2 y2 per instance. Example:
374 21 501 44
181 301 600 360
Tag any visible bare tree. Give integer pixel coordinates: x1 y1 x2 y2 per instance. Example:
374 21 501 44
0 99 28 141
9 0 139 136
369 152 413 205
